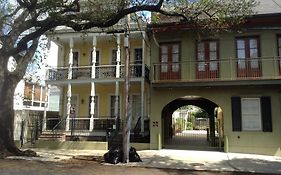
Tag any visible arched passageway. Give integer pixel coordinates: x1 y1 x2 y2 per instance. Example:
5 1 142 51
162 96 223 150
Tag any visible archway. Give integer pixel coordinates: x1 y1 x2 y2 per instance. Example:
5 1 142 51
162 96 223 150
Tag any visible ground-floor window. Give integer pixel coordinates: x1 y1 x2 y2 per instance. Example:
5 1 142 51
110 95 120 117
231 96 272 132
241 98 262 131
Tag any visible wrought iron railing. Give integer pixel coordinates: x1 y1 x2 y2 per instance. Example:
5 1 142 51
47 67 68 81
152 57 281 82
46 64 150 81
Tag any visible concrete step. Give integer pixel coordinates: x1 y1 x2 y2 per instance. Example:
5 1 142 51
39 132 66 141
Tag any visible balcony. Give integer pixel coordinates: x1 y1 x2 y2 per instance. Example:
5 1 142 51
152 57 281 86
46 64 150 82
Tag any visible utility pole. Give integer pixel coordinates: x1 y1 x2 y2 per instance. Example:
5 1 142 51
123 6 131 163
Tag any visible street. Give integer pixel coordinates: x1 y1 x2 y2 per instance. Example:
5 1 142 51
0 159 272 175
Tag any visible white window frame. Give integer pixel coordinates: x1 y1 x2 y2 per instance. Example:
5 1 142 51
241 98 262 131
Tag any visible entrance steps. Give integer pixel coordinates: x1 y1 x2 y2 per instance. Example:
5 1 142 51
38 131 66 141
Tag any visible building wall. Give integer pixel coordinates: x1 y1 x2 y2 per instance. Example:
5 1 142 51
149 29 281 156
150 29 281 80
150 87 281 156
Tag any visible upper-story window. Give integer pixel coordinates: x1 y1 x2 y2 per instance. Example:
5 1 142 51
134 48 143 64
159 43 181 80
196 40 219 79
236 37 261 78
111 49 117 65
134 48 143 77
73 51 79 67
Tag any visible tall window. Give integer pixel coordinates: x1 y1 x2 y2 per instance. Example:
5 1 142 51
89 96 98 117
134 48 143 64
73 51 79 67
110 95 120 117
134 48 143 77
196 40 219 79
236 37 261 77
111 49 117 65
159 43 181 80
131 95 141 128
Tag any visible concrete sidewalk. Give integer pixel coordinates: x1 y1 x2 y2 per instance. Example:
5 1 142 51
8 149 281 174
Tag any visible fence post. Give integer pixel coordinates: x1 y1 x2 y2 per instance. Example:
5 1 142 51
20 120 25 148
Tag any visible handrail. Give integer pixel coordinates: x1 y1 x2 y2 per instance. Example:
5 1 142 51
51 116 68 131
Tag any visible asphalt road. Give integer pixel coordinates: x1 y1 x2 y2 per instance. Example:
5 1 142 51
0 159 273 175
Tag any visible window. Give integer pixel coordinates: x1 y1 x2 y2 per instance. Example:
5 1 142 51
110 95 120 117
89 96 98 117
235 37 261 77
134 48 143 64
241 98 262 131
134 48 143 77
159 43 181 80
73 51 79 67
111 49 117 65
231 96 272 132
196 40 219 79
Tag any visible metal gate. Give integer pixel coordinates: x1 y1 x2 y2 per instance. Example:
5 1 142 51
164 112 221 150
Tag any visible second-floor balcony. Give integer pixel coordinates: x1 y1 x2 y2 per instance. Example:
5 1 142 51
152 57 281 86
46 64 150 82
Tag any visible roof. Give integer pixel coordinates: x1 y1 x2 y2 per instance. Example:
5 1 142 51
255 0 281 14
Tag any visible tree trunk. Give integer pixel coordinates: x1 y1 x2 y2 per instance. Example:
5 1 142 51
0 74 36 158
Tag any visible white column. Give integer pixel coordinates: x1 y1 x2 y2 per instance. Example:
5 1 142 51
31 85 35 106
66 38 74 131
114 34 121 118
40 86 43 107
141 33 145 133
90 35 97 131
116 34 121 78
42 85 49 131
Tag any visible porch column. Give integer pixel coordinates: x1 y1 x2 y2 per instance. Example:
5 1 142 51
66 38 74 131
114 34 121 119
141 33 145 133
42 85 50 131
40 86 43 107
90 35 97 131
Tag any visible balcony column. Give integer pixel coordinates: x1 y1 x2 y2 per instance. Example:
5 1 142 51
90 35 97 131
42 84 50 131
114 34 121 119
66 38 74 131
141 33 145 133
40 86 43 107
31 84 35 106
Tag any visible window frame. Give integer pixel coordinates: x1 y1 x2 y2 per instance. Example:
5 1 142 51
241 97 262 131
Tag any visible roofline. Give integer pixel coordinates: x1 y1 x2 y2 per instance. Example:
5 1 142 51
147 13 281 32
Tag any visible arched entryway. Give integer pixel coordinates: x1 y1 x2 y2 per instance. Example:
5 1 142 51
162 96 223 150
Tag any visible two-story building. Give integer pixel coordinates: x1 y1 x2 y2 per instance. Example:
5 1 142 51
148 4 281 156
41 1 281 156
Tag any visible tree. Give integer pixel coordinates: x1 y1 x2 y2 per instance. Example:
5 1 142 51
0 0 256 157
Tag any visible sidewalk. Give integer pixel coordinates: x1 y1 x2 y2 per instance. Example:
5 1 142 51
8 149 281 174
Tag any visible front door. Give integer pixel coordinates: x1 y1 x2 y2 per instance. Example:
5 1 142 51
236 37 261 77
160 43 180 80
196 41 219 79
